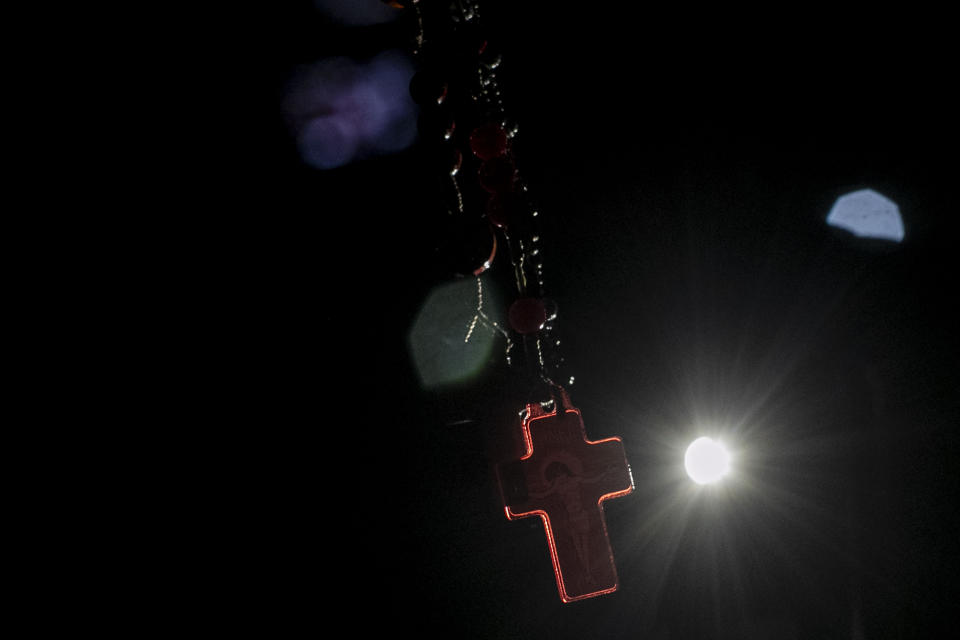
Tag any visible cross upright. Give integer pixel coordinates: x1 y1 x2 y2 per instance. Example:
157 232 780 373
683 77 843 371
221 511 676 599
497 399 634 602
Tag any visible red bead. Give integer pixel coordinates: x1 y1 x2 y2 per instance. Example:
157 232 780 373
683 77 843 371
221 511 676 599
486 191 522 228
509 298 547 335
469 123 509 160
443 118 456 141
473 229 497 276
480 44 502 70
448 148 462 177
478 156 516 193
436 215 497 277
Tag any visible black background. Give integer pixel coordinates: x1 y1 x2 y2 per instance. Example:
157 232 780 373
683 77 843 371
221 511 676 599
244 3 957 638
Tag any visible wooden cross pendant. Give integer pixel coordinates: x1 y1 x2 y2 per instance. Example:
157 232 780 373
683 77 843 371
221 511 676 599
497 394 634 602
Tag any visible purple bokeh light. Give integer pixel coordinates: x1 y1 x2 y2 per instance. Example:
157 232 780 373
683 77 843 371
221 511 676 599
283 50 418 170
313 0 400 26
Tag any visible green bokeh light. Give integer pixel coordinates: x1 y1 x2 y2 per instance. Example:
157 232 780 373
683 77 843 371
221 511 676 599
408 276 501 389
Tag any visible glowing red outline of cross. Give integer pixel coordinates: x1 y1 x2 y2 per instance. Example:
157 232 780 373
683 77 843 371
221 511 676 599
501 405 634 603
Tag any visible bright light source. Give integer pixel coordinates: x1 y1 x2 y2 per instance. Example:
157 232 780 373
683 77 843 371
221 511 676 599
684 437 730 485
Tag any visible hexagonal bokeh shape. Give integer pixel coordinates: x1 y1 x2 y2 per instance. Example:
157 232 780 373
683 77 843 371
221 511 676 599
408 276 501 389
827 188 904 242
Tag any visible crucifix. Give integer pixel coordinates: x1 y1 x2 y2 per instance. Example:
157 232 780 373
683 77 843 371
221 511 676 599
398 0 635 602
497 390 634 602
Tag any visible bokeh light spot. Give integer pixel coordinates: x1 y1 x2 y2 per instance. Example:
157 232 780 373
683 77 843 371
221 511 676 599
313 0 400 26
826 188 904 242
283 51 418 170
408 277 501 389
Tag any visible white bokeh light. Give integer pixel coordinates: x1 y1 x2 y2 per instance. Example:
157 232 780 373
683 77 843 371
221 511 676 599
684 437 730 485
826 188 904 242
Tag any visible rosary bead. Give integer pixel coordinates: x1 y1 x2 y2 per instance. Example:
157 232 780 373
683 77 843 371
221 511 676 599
469 123 509 160
417 108 456 144
430 144 463 177
508 298 547 335
409 70 448 106
448 148 463 177
485 191 523 228
436 215 497 277
483 52 502 70
542 298 558 322
478 155 517 193
479 40 502 69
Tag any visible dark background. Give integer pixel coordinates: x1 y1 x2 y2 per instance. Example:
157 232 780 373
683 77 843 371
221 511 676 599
245 3 957 638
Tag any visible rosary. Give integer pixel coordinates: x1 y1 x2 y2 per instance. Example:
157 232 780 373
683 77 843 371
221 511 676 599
393 0 634 603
